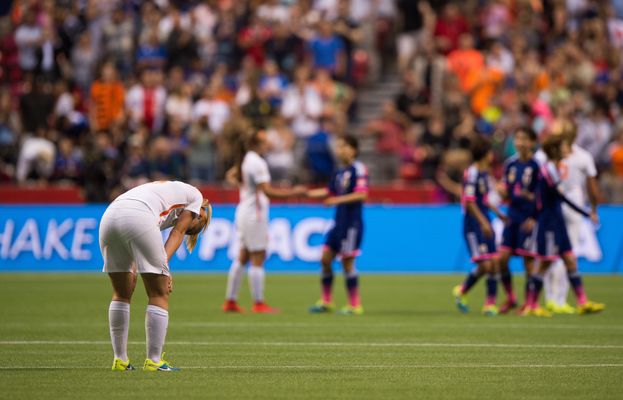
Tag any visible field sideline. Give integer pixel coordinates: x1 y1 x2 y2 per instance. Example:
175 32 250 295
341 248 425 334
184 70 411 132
1 274 622 399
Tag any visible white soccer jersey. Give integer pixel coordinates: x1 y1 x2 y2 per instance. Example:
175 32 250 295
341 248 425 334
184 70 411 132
114 181 203 230
560 144 597 206
237 151 271 220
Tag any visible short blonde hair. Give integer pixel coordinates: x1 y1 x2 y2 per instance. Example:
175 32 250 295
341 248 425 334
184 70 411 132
186 199 212 253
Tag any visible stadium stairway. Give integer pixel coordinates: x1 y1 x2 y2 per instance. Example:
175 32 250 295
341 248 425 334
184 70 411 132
349 72 403 184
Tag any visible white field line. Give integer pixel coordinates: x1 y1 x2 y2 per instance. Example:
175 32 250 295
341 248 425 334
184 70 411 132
1 340 622 350
4 321 623 331
1 364 622 371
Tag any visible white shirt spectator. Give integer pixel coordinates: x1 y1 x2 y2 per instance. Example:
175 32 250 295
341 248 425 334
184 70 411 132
15 23 42 71
281 85 323 138
576 115 613 165
16 136 55 183
257 3 290 23
125 84 167 132
192 98 230 134
166 95 193 126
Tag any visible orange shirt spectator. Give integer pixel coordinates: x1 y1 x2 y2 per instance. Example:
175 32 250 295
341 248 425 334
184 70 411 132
90 63 125 131
447 35 484 93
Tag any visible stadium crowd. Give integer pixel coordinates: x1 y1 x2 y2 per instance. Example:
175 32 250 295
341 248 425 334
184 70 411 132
0 0 623 203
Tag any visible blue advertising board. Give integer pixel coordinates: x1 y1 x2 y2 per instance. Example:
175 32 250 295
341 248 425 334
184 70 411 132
0 205 621 273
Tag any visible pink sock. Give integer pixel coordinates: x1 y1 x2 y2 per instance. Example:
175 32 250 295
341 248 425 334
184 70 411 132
322 284 332 303
348 287 360 307
573 287 587 305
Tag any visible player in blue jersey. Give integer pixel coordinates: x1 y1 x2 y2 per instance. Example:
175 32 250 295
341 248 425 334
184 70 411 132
307 135 368 315
497 127 539 313
523 134 604 316
453 136 506 316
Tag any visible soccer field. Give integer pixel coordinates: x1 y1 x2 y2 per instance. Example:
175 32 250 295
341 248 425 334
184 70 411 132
1 274 622 399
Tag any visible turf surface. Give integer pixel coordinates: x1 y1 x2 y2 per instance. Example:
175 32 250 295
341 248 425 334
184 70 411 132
1 274 622 399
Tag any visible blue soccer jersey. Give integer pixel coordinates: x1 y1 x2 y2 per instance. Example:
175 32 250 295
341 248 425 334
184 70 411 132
500 156 539 256
535 161 573 259
324 161 368 257
462 165 496 261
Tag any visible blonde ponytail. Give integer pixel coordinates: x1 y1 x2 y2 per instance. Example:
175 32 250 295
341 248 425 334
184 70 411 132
186 199 212 253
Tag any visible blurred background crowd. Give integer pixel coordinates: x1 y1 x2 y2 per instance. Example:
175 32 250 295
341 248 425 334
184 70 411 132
1 0 623 203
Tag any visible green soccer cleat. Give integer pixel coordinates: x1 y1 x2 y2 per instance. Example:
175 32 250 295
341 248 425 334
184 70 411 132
111 358 135 371
577 301 605 315
452 285 469 313
552 303 576 314
309 300 335 313
143 353 180 372
337 305 364 316
481 304 499 317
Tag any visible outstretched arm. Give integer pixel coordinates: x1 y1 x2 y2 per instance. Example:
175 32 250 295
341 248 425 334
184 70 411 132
326 191 367 206
258 182 306 199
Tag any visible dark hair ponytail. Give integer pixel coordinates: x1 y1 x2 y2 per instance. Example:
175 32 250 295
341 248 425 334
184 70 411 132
233 129 263 183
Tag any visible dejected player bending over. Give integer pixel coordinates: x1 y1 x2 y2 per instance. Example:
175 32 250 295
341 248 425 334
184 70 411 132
100 181 211 371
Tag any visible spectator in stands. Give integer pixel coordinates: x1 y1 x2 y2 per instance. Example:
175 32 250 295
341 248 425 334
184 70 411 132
308 20 345 77
136 32 167 71
165 83 193 128
394 70 431 123
51 136 82 184
365 100 409 181
265 115 295 182
102 5 134 78
188 114 217 184
70 32 97 91
148 136 183 181
334 0 362 82
395 0 431 73
16 126 55 185
419 111 450 180
238 14 271 67
14 8 41 73
90 62 125 132
165 15 198 72
576 101 614 168
120 134 150 190
19 77 54 133
259 59 288 108
192 84 231 135
433 2 470 56
125 68 167 134
282 66 323 138
265 23 303 76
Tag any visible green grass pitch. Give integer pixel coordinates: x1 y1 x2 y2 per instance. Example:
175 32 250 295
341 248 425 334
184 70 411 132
1 274 622 399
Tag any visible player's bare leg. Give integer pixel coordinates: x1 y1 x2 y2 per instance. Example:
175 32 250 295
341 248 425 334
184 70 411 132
108 272 137 369
223 247 249 312
141 273 178 370
309 248 337 313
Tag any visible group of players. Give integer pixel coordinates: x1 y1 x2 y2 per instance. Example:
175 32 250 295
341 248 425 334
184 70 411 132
453 124 606 317
98 121 606 372
98 129 367 371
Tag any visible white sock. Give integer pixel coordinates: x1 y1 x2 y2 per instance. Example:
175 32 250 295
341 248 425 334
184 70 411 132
145 305 168 363
248 265 265 303
543 267 555 303
553 260 570 306
109 301 130 362
226 260 245 301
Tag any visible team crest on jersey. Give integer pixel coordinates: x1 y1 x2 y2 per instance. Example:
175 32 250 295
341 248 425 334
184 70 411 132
508 166 517 183
340 171 352 190
479 244 488 253
478 178 487 194
522 167 533 185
